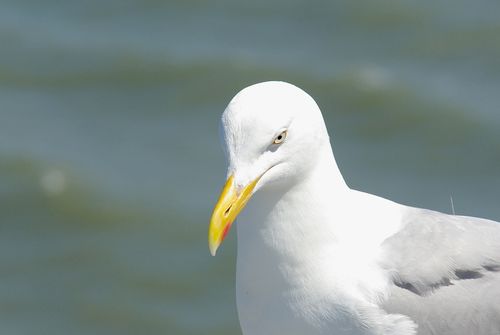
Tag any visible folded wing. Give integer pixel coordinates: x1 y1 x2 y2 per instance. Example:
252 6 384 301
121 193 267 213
382 208 500 335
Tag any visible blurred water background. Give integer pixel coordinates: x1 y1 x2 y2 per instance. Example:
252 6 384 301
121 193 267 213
1 0 500 334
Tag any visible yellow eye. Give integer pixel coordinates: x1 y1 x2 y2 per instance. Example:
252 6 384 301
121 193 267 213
273 130 287 144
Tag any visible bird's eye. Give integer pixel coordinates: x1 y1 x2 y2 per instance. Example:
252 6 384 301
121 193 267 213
273 130 288 145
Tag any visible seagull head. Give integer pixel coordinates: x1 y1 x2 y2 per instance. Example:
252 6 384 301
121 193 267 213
208 81 330 255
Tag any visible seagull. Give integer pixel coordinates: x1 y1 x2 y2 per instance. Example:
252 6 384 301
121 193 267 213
208 81 500 335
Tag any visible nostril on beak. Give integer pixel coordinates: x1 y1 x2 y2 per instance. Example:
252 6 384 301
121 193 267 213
224 204 232 217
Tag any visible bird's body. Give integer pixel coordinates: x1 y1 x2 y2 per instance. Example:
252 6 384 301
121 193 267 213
208 81 500 335
236 153 416 335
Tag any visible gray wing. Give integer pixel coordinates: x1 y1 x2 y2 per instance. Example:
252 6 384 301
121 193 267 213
381 208 500 335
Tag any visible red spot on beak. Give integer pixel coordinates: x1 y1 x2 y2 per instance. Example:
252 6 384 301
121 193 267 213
222 222 233 240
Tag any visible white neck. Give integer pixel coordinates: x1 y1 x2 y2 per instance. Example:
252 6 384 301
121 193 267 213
235 142 403 334
237 141 348 261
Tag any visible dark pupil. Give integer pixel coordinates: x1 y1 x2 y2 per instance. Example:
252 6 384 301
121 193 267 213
277 135 282 141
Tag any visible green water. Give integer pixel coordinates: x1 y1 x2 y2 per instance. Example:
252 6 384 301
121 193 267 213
1 0 499 334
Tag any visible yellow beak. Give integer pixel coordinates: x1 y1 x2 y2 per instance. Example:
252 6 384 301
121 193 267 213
208 174 261 256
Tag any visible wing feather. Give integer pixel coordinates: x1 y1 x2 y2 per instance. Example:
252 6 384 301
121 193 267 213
381 208 500 335
383 208 500 294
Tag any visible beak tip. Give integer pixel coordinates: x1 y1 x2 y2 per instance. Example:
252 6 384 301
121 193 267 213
209 241 219 256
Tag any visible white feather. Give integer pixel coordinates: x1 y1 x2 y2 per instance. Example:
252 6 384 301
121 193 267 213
218 81 500 335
